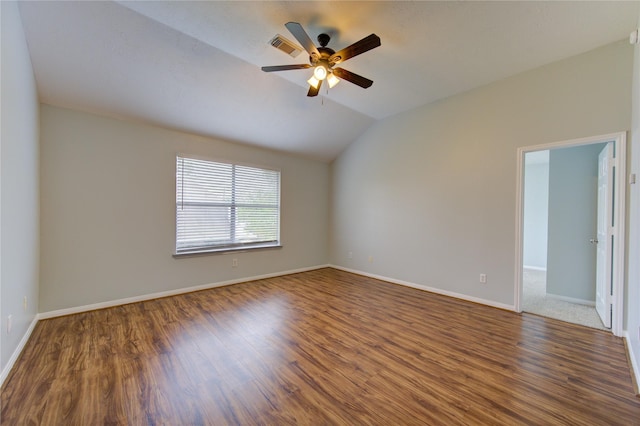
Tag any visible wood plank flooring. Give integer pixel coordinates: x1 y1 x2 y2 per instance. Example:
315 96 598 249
2 268 639 425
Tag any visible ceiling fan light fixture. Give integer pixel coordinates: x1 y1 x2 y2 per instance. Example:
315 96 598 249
327 73 340 88
307 76 320 89
313 65 327 80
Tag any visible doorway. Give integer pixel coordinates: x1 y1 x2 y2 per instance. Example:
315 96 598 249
515 132 626 336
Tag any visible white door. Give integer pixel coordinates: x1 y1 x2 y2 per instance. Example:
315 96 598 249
595 144 612 328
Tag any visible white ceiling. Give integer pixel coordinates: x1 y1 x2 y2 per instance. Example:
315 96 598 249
18 1 639 162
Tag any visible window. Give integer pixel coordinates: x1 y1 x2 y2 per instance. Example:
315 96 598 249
176 155 280 255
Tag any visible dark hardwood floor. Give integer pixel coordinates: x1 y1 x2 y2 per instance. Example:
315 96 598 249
2 268 639 425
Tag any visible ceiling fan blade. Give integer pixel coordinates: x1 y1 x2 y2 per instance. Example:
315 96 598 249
329 34 381 65
307 79 323 97
285 22 320 58
261 64 311 72
332 68 373 89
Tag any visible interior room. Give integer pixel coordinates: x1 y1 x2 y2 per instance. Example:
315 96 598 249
2 1 640 423
522 146 610 330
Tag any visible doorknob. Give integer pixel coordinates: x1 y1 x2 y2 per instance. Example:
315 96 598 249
590 238 599 244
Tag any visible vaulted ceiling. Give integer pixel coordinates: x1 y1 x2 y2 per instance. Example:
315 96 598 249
18 1 639 161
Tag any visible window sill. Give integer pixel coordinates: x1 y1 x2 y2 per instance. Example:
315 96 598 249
173 244 282 258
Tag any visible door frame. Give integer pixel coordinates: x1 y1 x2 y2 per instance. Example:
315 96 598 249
514 132 626 336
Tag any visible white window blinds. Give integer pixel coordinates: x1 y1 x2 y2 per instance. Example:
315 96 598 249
176 156 280 254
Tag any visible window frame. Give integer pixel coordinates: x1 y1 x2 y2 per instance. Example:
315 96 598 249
174 154 282 257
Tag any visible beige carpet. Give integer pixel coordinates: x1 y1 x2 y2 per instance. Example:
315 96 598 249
522 268 607 331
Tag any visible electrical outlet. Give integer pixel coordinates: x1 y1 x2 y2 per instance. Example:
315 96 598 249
368 256 374 263
479 274 487 284
7 315 12 334
23 296 28 312
348 251 353 259
232 258 238 268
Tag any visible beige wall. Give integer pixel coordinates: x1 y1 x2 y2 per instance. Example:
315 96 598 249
0 1 40 377
330 40 632 308
39 105 330 312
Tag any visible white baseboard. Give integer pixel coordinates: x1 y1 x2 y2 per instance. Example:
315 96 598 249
546 292 595 306
0 316 38 388
39 264 330 319
329 265 515 311
623 331 640 395
523 265 547 271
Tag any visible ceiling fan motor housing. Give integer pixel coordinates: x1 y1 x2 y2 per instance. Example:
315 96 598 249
309 34 340 67
311 49 336 69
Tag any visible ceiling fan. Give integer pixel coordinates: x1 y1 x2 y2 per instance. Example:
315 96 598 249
262 22 381 97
